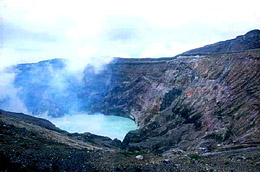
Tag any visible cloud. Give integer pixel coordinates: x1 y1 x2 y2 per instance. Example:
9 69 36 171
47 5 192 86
0 69 28 114
0 0 259 69
108 28 137 42
140 42 206 58
1 22 56 42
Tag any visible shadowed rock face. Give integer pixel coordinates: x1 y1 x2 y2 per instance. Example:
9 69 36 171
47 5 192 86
6 30 260 153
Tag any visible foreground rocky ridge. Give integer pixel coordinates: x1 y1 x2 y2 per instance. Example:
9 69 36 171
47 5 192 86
0 110 121 151
1 110 259 171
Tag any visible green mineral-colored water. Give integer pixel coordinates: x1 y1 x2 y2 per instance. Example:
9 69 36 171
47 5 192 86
45 113 137 140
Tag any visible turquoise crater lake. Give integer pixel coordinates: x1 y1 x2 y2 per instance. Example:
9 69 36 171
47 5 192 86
44 113 138 140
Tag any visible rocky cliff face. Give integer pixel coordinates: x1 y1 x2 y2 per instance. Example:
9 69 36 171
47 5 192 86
121 50 260 153
6 30 260 154
98 30 260 153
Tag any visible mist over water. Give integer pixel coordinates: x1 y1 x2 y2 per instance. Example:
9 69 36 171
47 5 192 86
0 58 138 140
42 113 137 140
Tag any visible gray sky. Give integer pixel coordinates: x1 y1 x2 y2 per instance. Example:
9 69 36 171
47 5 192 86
0 0 260 68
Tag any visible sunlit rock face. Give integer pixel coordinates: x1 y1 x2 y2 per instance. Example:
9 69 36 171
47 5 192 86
122 50 260 152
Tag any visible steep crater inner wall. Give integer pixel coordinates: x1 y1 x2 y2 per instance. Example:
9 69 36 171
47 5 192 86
4 30 260 152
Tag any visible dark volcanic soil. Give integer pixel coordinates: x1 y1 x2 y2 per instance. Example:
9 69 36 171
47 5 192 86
1 110 260 172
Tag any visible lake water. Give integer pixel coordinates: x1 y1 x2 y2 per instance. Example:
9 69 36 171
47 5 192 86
44 113 137 140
